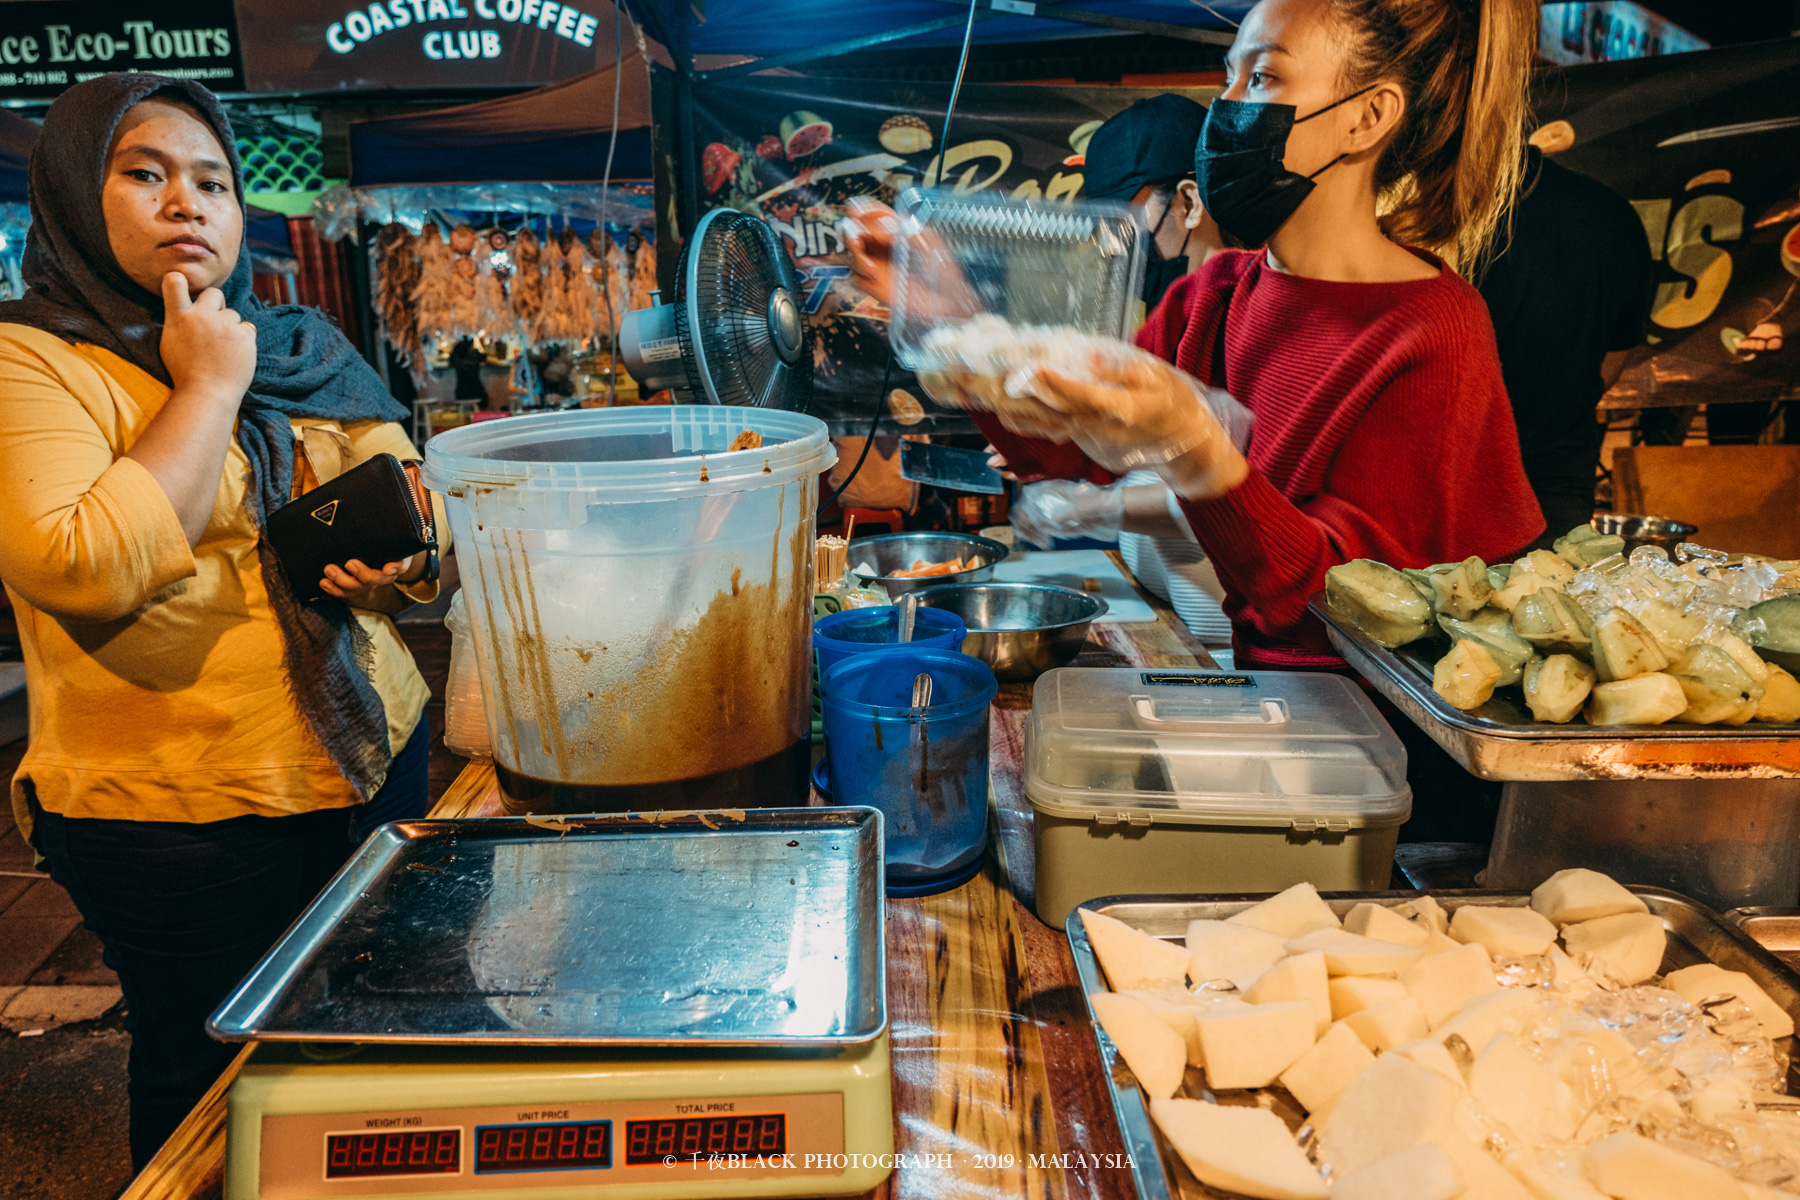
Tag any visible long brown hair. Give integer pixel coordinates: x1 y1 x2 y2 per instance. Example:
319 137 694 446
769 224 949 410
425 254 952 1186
1331 0 1536 274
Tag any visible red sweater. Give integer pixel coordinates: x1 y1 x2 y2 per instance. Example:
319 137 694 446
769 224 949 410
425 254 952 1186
979 249 1544 668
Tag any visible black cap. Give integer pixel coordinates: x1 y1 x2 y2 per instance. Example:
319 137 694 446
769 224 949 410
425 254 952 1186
1083 94 1208 201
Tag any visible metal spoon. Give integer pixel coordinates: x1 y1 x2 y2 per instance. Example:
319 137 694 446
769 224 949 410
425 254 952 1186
911 672 933 712
897 593 918 644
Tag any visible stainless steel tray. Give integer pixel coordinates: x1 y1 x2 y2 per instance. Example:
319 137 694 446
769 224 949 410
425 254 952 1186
209 809 886 1047
1729 907 1800 968
1308 594 1800 781
1069 888 1800 1200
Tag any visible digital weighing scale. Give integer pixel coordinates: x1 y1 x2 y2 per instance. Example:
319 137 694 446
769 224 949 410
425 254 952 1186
208 809 894 1200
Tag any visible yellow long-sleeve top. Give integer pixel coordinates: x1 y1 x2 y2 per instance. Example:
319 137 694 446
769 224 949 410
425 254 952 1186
0 323 450 840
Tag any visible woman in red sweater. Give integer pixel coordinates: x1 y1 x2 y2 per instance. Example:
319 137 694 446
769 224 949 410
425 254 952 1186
847 0 1545 670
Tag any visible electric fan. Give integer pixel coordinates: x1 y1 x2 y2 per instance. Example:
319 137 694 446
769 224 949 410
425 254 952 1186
619 207 812 409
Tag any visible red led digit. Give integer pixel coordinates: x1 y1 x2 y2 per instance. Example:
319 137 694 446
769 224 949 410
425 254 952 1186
653 1121 676 1155
733 1117 755 1152
627 1123 649 1158
505 1128 527 1161
530 1127 552 1160
554 1126 577 1159
678 1120 700 1154
326 1130 461 1178
759 1116 781 1151
583 1125 606 1158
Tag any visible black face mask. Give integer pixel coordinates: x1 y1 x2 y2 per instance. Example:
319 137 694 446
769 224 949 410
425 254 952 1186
1194 87 1375 248
1143 186 1193 310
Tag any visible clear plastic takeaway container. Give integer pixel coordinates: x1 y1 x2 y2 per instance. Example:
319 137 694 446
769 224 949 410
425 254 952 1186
423 407 836 813
887 188 1146 373
1024 668 1412 925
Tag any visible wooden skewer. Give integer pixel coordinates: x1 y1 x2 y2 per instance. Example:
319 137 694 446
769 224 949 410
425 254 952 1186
814 535 848 586
845 513 856 545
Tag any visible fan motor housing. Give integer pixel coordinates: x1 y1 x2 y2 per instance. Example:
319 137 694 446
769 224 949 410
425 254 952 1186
618 301 687 394
769 286 803 365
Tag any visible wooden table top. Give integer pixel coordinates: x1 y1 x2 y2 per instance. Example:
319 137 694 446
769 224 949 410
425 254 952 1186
120 554 1216 1200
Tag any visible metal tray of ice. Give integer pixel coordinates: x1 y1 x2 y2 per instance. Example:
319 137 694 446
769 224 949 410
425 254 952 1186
207 808 886 1047
1070 887 1800 1200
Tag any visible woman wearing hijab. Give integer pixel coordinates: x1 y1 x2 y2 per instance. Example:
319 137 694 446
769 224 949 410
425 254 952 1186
0 75 446 1168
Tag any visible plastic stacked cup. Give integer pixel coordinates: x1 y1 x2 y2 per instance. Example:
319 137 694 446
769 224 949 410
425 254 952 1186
813 605 967 693
821 648 997 897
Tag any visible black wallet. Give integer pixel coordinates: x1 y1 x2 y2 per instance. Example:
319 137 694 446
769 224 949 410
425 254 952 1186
266 453 438 602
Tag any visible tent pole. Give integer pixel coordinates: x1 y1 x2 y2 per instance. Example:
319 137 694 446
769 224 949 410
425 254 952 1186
672 4 699 239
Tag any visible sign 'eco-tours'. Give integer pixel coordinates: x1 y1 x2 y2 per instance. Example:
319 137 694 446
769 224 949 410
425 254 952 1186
0 0 242 99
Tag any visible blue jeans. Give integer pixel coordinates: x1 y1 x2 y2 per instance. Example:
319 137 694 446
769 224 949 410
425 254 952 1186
29 720 431 1170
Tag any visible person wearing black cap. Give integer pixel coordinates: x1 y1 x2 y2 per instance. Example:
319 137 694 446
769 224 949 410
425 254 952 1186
1083 93 1224 315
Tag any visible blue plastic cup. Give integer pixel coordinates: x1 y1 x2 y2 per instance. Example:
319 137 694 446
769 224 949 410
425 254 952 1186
814 607 968 696
821 649 997 897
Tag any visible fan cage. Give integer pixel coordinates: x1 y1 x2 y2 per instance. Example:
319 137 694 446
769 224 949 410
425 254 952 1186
674 210 812 409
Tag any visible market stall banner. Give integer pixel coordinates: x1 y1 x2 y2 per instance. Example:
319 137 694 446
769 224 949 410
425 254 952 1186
685 75 1212 435
232 0 634 93
1536 37 1800 406
0 0 242 100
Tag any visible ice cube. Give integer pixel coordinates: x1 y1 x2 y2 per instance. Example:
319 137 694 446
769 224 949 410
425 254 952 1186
1676 542 1729 563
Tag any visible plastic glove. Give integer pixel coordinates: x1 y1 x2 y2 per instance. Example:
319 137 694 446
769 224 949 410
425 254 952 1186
838 197 898 308
1009 479 1128 550
1009 349 1250 501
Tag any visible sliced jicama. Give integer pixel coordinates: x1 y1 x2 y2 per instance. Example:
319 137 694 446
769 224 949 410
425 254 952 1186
1148 1098 1328 1200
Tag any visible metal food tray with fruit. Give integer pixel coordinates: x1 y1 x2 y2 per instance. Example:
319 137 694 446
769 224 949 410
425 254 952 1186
1069 874 1800 1200
1306 526 1800 781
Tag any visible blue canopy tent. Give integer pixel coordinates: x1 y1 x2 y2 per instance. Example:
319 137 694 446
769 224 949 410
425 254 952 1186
0 107 40 205
347 52 654 186
675 0 1246 59
617 0 1245 229
245 206 296 261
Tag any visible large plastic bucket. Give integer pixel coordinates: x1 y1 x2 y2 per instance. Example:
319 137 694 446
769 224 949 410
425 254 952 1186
423 407 836 813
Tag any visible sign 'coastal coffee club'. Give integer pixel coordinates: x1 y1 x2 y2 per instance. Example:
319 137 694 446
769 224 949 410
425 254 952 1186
324 0 606 62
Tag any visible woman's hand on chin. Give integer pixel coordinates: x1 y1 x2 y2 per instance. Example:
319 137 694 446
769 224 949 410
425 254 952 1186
160 271 257 401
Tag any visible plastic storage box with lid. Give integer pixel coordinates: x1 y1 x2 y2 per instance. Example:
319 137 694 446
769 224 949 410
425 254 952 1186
1024 668 1412 926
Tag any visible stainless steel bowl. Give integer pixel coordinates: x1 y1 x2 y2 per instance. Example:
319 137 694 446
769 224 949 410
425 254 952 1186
848 531 1010 596
913 582 1107 681
1592 513 1699 556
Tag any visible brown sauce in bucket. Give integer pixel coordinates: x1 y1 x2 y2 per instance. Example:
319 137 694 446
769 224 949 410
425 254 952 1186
495 739 810 814
475 483 815 809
